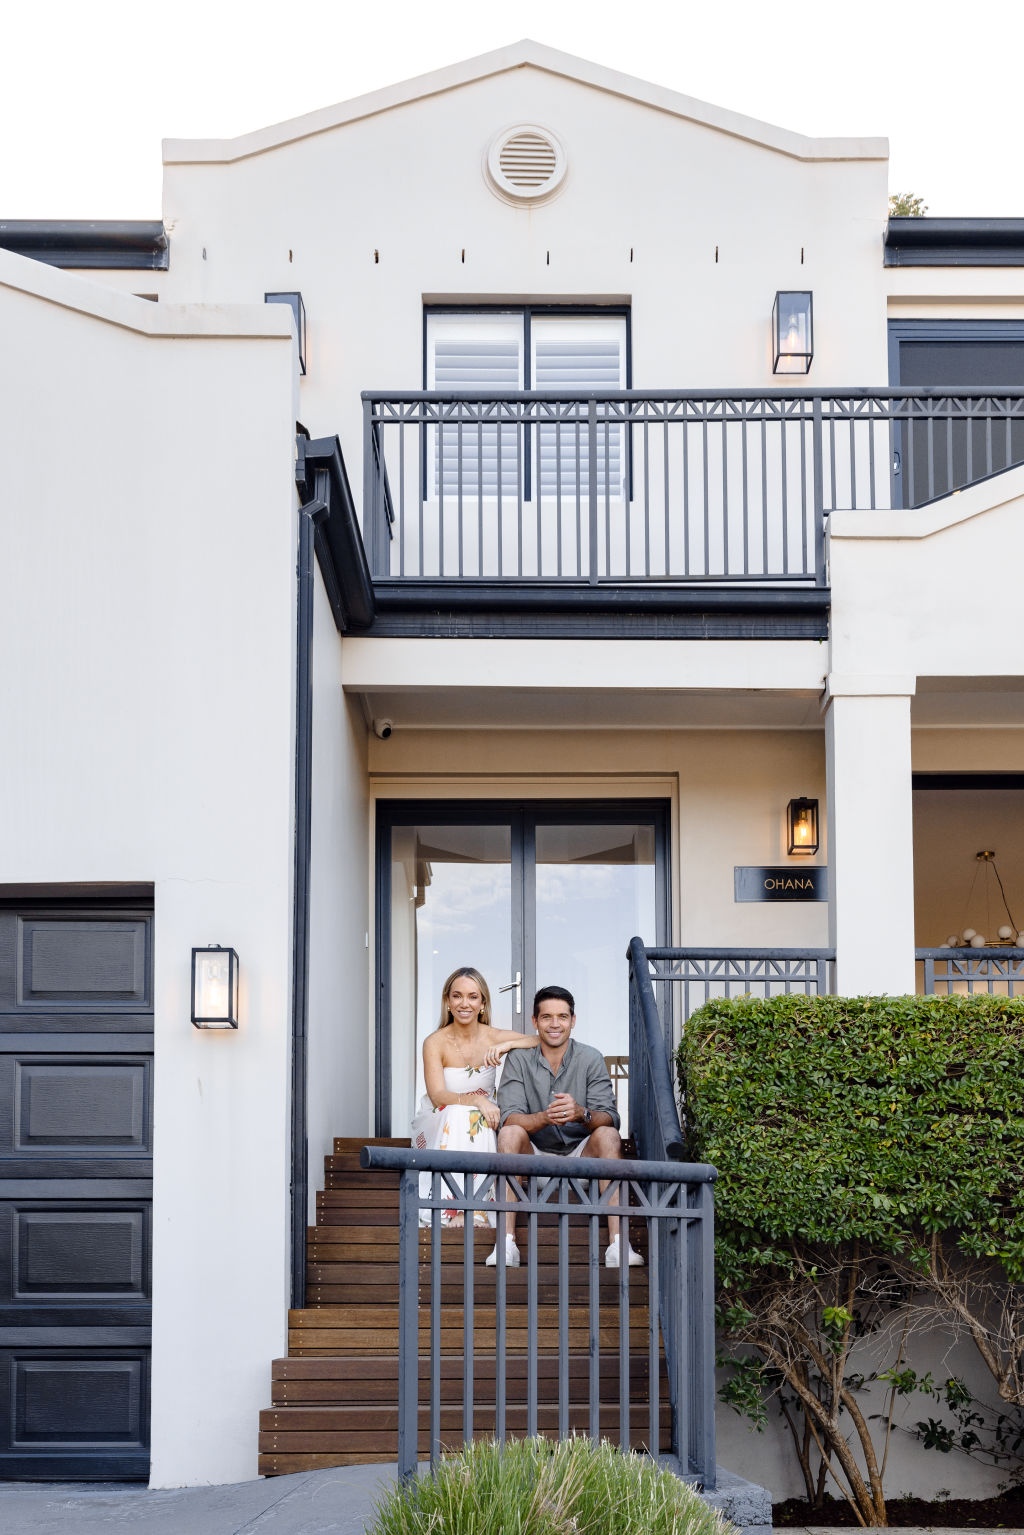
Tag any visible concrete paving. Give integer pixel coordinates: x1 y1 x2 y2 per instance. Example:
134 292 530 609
3 1472 1023 1535
0 1465 404 1535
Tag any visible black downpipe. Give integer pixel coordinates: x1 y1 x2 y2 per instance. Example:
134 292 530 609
290 488 328 1308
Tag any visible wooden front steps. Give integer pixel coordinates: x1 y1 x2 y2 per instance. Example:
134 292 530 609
259 1137 668 1475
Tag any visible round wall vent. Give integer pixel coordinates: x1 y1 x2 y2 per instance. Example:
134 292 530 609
485 124 567 206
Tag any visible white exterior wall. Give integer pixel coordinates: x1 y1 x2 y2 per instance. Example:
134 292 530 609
158 44 890 471
824 470 1024 991
829 466 1024 682
718 1321 1009 1502
0 250 299 1487
306 570 371 1202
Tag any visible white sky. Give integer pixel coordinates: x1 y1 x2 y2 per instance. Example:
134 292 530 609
3 0 1023 220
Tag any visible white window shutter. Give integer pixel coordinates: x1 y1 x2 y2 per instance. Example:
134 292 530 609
427 314 523 497
532 316 627 498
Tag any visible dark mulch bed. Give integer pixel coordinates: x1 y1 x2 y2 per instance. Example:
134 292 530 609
773 1490 1024 1527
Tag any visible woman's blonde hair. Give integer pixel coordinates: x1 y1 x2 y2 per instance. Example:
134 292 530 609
438 967 492 1030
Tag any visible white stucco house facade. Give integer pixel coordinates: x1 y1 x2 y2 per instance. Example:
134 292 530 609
2 39 1023 1494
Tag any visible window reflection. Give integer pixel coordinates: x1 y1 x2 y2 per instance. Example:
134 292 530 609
390 824 512 1135
535 824 656 1061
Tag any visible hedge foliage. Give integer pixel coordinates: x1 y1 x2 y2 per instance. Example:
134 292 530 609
676 993 1024 1284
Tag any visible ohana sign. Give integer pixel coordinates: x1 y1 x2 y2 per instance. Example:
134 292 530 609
734 866 828 902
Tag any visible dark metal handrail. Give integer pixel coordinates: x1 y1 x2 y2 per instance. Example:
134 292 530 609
361 1143 717 1489
644 945 836 1023
628 937 685 1163
362 387 1024 587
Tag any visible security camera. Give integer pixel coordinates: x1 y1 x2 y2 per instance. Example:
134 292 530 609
373 718 393 740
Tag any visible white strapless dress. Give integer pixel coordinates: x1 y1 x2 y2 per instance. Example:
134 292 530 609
410 1065 497 1226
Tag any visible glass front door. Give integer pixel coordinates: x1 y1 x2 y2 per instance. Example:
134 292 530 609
377 802 668 1135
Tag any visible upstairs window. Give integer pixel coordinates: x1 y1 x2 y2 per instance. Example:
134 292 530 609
425 308 629 500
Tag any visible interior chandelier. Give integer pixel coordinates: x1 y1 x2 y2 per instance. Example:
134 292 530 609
941 850 1020 948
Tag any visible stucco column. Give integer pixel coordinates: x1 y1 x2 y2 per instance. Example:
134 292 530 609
824 677 916 996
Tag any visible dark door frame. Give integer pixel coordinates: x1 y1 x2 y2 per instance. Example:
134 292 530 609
374 797 671 1136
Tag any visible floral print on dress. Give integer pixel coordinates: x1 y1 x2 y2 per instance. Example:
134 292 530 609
410 1064 499 1228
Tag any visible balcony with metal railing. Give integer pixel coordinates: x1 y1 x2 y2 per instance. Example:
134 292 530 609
345 387 1024 637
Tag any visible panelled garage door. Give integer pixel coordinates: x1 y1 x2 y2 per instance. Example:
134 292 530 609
0 901 153 1479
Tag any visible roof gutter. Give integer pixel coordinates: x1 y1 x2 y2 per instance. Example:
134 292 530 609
885 216 1024 267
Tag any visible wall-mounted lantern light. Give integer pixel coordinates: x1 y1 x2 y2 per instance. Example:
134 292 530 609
191 946 240 1030
265 291 307 375
787 798 819 856
772 291 813 374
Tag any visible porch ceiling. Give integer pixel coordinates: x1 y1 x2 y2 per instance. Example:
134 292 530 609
342 635 827 730
913 676 1024 728
352 684 824 731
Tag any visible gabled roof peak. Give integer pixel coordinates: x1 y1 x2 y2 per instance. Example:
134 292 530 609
163 39 887 167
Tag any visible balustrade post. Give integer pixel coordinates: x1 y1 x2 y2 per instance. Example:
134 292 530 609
812 394 826 585
588 398 599 584
362 397 378 577
694 1177 717 1488
397 1167 420 1481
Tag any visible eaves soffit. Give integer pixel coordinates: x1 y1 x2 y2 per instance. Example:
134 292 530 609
162 39 889 168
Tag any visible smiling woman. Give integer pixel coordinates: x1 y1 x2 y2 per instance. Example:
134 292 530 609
409 965 536 1225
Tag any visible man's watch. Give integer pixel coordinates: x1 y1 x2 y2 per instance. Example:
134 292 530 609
583 1109 593 1127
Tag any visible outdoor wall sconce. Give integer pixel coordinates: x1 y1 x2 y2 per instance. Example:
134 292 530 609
787 798 819 856
191 946 240 1030
265 291 307 375
772 291 813 374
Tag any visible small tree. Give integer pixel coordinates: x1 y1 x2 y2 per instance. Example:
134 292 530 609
678 994 1024 1527
889 192 928 217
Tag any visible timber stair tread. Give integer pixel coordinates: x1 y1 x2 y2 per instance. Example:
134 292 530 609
261 1136 664 1473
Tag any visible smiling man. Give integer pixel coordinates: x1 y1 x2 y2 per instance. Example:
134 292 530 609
487 985 643 1269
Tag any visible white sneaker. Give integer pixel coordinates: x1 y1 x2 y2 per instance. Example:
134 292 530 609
605 1236 644 1268
485 1236 521 1267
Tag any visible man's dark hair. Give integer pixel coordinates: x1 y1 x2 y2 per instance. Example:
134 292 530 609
533 984 575 1016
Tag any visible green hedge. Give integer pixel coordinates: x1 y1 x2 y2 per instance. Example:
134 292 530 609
676 993 1024 1282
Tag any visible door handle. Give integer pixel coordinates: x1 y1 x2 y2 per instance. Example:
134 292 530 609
498 971 522 1015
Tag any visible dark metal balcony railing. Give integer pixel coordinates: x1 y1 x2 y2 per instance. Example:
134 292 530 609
917 946 1024 995
361 1143 717 1488
639 945 836 1026
362 389 1024 586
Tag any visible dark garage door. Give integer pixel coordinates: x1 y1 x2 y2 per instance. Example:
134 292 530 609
0 900 153 1480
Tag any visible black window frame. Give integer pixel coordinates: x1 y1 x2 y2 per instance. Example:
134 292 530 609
423 304 633 505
